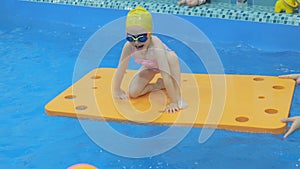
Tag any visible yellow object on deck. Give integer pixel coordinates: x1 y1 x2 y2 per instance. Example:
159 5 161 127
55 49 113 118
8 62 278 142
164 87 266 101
45 68 295 134
274 0 298 14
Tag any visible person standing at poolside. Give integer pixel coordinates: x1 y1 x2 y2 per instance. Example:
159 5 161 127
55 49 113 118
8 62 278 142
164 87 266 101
113 6 187 113
279 74 300 138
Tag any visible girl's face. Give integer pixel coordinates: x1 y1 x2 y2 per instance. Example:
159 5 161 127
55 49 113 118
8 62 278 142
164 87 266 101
126 26 151 50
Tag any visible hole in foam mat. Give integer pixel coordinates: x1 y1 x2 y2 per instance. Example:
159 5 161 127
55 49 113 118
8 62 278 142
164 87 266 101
253 77 264 81
265 108 278 114
272 85 284 90
64 95 76 100
258 96 265 99
91 75 101 79
235 116 249 122
76 105 88 110
92 86 98 89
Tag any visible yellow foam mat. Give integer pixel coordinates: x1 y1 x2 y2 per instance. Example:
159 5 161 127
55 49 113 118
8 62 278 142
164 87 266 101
45 68 295 134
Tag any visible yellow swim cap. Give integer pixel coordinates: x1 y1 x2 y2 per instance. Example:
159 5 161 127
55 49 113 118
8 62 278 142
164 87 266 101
126 6 152 32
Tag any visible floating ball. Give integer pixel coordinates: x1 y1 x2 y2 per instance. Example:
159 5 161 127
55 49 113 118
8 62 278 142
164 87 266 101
67 163 98 169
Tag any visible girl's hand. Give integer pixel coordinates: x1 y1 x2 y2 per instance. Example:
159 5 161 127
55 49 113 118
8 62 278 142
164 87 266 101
113 89 129 100
166 103 180 114
281 116 300 138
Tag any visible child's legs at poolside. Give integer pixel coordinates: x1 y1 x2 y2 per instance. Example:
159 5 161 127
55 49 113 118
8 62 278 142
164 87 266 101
128 68 162 98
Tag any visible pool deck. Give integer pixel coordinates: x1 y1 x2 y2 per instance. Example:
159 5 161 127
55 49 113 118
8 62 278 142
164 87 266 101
25 0 300 26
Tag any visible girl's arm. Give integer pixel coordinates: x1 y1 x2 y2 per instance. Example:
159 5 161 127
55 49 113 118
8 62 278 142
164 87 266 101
113 42 131 99
154 40 179 113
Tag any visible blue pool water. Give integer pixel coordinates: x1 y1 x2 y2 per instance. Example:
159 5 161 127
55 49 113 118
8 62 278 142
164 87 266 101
1 1 300 169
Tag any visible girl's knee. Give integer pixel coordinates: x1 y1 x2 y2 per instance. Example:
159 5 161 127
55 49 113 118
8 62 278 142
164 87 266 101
128 88 140 98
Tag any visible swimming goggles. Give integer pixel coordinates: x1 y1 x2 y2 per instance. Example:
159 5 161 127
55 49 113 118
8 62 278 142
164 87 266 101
126 33 149 43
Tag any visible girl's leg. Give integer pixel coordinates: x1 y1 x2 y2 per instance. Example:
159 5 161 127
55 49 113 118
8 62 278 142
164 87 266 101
187 0 206 7
187 0 198 7
178 0 186 6
128 68 164 98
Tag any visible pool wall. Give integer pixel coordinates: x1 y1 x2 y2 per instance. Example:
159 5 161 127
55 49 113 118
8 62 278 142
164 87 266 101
25 0 300 26
1 1 300 168
3 0 300 52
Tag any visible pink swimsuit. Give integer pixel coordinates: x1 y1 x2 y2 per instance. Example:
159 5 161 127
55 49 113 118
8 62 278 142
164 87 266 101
132 42 173 72
134 57 158 69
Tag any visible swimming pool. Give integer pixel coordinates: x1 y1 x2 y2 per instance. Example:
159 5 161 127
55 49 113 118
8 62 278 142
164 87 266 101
1 0 300 168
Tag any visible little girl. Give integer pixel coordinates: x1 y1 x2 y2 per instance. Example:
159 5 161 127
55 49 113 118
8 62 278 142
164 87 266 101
113 6 187 113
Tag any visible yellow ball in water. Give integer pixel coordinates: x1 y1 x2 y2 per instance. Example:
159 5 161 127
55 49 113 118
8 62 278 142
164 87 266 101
68 163 98 169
